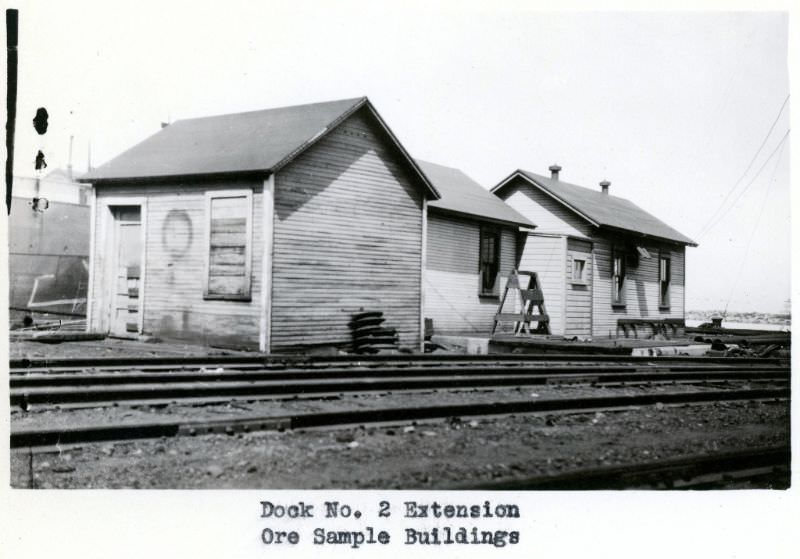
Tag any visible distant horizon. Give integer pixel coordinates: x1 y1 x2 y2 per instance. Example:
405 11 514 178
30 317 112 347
686 309 791 318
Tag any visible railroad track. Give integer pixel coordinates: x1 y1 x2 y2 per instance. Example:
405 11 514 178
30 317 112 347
10 360 789 410
9 353 787 373
463 445 790 490
10 386 789 449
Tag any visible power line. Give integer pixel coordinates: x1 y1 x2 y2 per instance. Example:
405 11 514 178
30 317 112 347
722 134 787 318
697 94 790 238
699 128 790 240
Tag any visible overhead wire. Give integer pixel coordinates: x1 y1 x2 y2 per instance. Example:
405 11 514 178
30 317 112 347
721 131 788 318
696 94 790 239
698 127 790 240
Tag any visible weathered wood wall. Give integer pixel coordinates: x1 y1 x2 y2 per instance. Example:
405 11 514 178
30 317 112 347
517 233 566 335
565 237 593 336
591 237 686 338
271 109 424 350
424 212 517 334
89 180 264 348
498 177 593 239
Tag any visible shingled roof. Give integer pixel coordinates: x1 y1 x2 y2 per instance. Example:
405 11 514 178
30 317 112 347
79 97 439 198
493 170 697 246
418 160 534 228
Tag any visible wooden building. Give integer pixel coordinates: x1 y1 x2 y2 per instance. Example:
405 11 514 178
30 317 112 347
79 97 440 351
418 160 534 335
492 166 697 338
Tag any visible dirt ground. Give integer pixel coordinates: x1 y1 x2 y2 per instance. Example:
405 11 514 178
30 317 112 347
8 337 253 360
10 399 789 489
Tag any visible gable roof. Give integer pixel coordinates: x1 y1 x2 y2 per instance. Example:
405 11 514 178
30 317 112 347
79 97 440 198
493 170 697 246
417 160 534 228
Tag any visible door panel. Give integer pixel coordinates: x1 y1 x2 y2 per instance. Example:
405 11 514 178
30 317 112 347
110 208 142 336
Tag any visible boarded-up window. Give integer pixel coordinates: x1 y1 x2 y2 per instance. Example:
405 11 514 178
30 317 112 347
204 191 252 300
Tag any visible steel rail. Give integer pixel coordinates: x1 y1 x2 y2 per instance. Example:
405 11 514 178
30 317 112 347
9 362 789 387
9 353 786 371
10 369 789 408
9 387 789 448
463 445 791 490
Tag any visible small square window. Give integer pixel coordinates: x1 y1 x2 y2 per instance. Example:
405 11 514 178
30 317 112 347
572 258 586 282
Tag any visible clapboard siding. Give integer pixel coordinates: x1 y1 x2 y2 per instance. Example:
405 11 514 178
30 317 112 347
91 181 263 348
518 234 565 335
424 212 517 334
565 238 593 336
499 177 593 238
592 236 685 337
271 109 423 349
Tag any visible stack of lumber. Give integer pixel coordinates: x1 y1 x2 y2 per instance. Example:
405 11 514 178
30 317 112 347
350 311 399 354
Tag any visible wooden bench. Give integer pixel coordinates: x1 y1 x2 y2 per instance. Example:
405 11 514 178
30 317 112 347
617 318 685 339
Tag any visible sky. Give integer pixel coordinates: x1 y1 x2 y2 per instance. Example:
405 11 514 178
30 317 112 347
5 1 793 314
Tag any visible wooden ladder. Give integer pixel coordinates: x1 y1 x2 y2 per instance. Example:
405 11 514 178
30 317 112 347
491 269 550 336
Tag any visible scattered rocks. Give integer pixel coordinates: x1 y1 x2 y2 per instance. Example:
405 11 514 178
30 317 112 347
335 432 355 443
206 465 225 478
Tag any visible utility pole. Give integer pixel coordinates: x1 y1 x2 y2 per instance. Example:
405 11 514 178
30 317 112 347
5 9 18 215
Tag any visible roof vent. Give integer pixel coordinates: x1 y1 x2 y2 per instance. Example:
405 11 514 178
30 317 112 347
600 180 610 195
549 164 562 180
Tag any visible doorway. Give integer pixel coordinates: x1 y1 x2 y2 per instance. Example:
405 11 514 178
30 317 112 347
109 206 142 337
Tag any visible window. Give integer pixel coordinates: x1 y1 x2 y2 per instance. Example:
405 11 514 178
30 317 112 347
479 227 500 296
659 253 671 308
572 258 586 283
612 248 625 306
204 190 253 300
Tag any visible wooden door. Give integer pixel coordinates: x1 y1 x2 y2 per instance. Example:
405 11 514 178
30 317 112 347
110 207 142 337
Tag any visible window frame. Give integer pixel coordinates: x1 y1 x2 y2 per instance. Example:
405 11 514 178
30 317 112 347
611 245 626 307
570 256 587 285
659 251 671 309
203 189 253 301
478 226 501 297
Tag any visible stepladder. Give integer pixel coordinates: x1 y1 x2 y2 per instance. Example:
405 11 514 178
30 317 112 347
491 269 550 336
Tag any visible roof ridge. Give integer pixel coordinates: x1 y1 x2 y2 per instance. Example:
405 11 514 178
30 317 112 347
172 96 367 124
519 168 630 202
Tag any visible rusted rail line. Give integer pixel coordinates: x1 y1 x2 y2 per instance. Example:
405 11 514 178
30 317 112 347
10 387 789 449
464 445 791 490
10 364 788 409
9 353 786 373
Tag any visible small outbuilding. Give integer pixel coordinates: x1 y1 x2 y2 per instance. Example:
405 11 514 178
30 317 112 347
417 160 534 335
80 97 439 351
492 166 697 338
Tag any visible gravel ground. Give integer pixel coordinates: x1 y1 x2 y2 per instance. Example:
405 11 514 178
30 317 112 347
10 399 788 489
